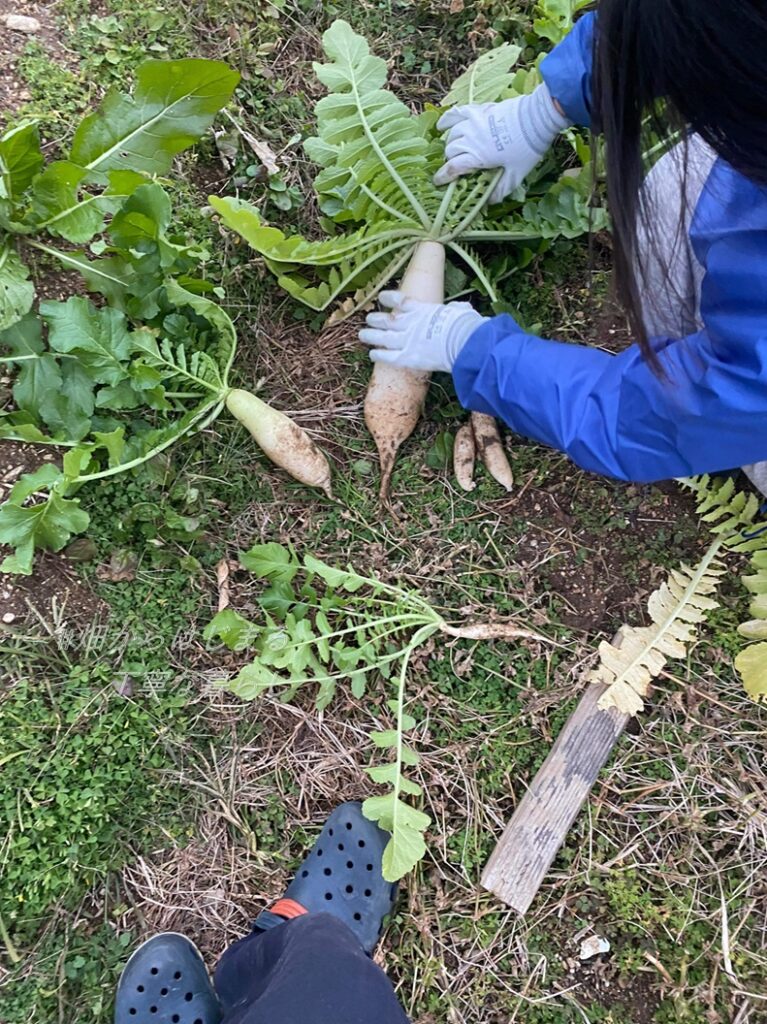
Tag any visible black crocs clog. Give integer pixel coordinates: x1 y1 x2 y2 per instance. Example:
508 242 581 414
114 933 221 1024
256 801 397 954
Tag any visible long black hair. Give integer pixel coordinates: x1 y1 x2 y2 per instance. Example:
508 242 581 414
592 0 767 368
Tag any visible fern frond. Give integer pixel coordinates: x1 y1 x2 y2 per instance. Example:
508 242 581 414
592 539 725 715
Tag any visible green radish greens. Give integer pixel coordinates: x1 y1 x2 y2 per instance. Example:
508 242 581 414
0 60 332 575
210 19 603 497
205 542 547 880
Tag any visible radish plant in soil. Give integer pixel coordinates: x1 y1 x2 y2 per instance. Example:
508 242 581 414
211 19 603 497
205 542 548 879
0 61 331 574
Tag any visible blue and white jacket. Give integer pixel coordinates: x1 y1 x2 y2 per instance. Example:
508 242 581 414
453 11 767 482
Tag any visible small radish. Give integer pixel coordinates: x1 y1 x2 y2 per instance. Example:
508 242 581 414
365 240 445 501
472 412 513 492
453 422 477 492
226 388 333 497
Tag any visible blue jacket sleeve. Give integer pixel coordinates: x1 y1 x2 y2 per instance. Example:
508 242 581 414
452 204 767 483
540 11 596 127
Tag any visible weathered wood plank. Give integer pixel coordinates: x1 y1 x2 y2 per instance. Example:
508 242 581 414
481 682 630 915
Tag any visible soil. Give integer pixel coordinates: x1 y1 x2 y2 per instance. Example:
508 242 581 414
569 951 662 1024
0 0 73 117
509 476 701 632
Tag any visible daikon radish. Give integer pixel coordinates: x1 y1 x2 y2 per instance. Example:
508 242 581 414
471 412 513 492
226 389 333 497
453 422 477 492
365 240 445 500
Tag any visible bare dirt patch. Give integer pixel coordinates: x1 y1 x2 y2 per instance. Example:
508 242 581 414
0 0 74 118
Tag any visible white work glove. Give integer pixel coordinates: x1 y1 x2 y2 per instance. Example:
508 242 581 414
434 82 571 203
359 291 488 373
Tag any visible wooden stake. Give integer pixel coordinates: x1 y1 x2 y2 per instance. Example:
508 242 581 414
481 682 630 915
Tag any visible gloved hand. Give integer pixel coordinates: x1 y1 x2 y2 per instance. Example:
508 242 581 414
433 82 571 203
359 291 488 373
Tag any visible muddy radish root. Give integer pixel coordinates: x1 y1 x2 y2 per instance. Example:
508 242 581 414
365 240 445 500
366 364 430 501
453 422 477 492
226 388 333 497
471 413 513 492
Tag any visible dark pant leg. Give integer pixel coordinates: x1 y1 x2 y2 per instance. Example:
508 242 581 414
214 913 410 1024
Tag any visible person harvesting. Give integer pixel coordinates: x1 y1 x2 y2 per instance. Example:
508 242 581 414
360 0 767 494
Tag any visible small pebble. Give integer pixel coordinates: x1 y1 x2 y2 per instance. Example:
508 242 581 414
2 612 16 624
2 13 41 32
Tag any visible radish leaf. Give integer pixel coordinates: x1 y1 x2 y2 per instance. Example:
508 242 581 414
70 59 240 175
0 242 34 330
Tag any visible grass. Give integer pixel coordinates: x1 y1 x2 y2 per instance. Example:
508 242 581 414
1 1 766 1022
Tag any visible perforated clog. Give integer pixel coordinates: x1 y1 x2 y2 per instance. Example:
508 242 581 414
255 801 397 953
114 933 220 1024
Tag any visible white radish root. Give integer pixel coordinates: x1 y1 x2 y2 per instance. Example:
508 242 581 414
471 412 514 492
226 388 333 497
441 622 550 642
453 422 477 492
365 240 445 501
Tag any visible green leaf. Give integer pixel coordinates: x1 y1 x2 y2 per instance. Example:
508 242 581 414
534 0 592 44
366 764 422 797
70 59 240 175
0 241 34 330
203 608 259 651
0 491 90 575
425 430 454 470
59 360 97 438
304 553 367 592
738 620 767 641
370 729 398 748
260 579 296 617
109 183 190 269
62 446 94 479
734 642 767 703
209 195 411 314
92 426 126 466
94 379 144 411
41 296 133 385
307 20 434 226
362 794 430 881
0 418 55 443
0 120 44 206
7 463 62 502
350 671 367 698
442 43 523 106
30 162 106 243
163 278 236 382
226 659 287 700
1 314 60 427
0 315 94 439
240 542 300 582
